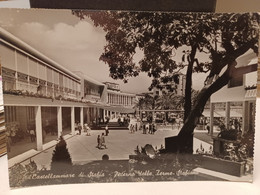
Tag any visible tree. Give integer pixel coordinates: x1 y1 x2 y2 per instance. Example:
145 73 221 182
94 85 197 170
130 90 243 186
73 11 259 153
135 93 157 110
51 136 72 171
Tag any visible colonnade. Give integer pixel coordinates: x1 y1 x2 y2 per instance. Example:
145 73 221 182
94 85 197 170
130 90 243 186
35 106 84 151
107 93 134 106
209 101 253 136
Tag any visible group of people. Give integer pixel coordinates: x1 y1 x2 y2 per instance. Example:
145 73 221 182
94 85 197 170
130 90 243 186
96 133 107 149
117 114 130 126
142 122 157 134
76 122 91 136
96 125 110 149
128 116 157 135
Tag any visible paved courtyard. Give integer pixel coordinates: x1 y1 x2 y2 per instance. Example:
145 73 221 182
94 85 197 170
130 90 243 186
11 128 212 170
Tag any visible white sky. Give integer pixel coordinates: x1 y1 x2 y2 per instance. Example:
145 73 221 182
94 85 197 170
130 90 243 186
0 9 257 93
0 9 157 93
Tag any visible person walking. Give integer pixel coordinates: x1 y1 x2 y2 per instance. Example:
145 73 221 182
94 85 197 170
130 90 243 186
100 133 107 149
148 123 153 134
29 129 35 142
78 122 82 135
152 123 156 135
97 135 101 149
105 125 109 136
142 123 146 134
84 123 91 136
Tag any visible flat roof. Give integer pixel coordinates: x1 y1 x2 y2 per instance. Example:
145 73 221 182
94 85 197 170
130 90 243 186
73 71 105 86
0 27 80 82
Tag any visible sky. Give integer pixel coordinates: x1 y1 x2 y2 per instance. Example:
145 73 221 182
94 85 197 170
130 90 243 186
0 8 156 93
0 9 257 93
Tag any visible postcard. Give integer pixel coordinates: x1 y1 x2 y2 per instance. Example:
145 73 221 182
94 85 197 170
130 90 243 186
0 9 258 188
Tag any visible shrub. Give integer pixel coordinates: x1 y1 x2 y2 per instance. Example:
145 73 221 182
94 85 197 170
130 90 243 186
51 136 72 171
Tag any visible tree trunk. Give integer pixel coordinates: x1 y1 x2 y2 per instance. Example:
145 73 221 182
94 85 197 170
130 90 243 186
184 62 192 120
166 61 257 153
184 46 197 121
166 70 231 153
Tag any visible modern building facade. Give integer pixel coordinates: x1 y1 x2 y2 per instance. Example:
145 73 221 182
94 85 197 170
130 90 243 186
0 27 138 160
0 27 123 160
209 52 257 136
103 82 136 117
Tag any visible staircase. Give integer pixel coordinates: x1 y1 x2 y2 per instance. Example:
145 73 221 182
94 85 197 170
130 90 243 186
96 121 129 130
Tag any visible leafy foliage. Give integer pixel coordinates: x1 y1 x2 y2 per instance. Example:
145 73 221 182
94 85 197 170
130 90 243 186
155 92 184 110
73 11 259 85
135 93 158 110
73 11 259 151
9 160 38 187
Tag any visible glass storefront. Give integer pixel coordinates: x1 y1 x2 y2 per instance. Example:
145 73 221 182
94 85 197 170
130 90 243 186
5 106 36 159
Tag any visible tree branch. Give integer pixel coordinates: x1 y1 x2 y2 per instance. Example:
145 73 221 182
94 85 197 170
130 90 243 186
231 63 258 78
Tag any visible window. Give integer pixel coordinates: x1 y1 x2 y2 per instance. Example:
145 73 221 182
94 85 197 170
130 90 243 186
5 106 17 123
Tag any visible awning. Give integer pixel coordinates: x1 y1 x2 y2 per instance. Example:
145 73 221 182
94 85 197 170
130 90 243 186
202 109 242 118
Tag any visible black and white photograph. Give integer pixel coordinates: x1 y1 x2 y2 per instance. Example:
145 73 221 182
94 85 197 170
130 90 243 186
0 9 259 188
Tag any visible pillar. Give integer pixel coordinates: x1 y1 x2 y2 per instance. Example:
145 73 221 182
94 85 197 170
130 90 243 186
242 101 249 135
80 107 84 127
225 102 230 130
71 107 75 135
113 94 115 105
57 106 62 137
103 109 106 119
210 102 214 136
35 106 43 151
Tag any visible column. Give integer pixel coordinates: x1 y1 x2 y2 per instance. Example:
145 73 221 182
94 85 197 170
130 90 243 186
14 50 18 90
210 102 214 136
103 109 106 120
86 107 90 124
51 69 54 97
242 101 249 135
71 107 75 135
57 106 62 137
225 102 230 130
80 107 84 127
35 106 43 151
45 66 47 95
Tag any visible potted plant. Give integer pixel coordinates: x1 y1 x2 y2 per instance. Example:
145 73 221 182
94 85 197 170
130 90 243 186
200 130 254 177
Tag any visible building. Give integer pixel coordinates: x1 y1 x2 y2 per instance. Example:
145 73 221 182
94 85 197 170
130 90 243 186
73 71 108 125
0 27 139 159
0 27 107 159
103 82 136 118
209 51 258 135
153 73 186 97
